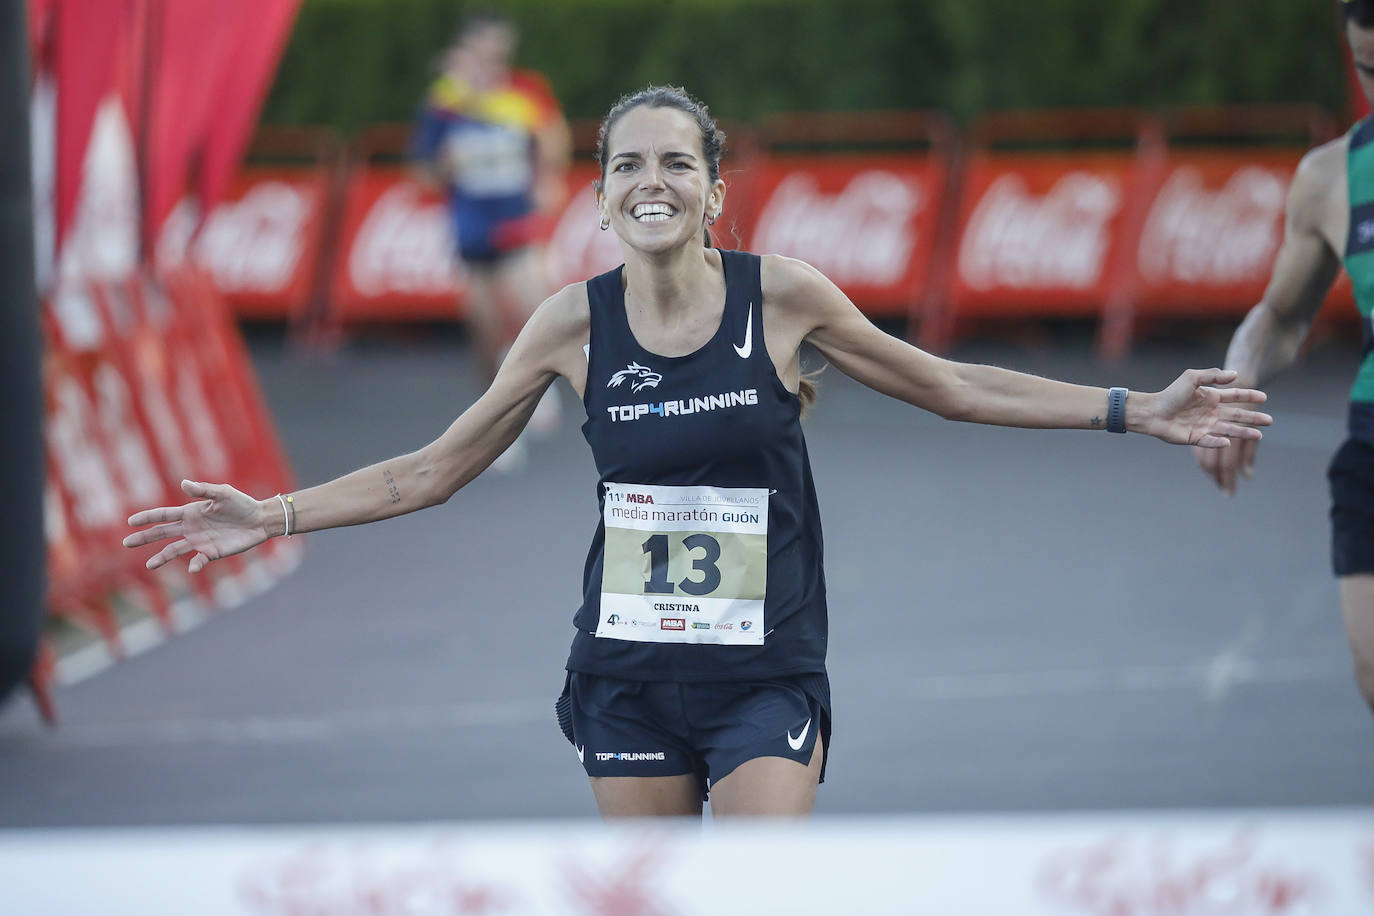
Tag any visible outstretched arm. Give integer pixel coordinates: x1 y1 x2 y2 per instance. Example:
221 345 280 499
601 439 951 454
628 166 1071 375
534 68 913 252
126 286 590 573
1195 141 1345 493
766 255 1271 445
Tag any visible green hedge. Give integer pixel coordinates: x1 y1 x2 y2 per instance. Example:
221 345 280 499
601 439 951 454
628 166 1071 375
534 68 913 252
262 0 1350 135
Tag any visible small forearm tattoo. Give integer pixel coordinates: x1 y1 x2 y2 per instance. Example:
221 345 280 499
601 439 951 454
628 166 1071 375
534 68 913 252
383 469 402 504
1090 416 1103 427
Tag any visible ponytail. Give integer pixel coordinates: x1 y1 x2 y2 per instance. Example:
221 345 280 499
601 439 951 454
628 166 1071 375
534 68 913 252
798 367 821 415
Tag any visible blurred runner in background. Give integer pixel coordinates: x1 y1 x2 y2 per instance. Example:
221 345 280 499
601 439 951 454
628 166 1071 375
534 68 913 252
411 11 571 462
1195 0 1374 721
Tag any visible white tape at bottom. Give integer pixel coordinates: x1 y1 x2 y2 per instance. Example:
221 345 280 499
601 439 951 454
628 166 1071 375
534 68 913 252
0 809 1371 915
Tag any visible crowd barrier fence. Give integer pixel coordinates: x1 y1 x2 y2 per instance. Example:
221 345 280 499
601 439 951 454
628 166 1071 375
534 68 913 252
30 266 301 721
172 106 1360 358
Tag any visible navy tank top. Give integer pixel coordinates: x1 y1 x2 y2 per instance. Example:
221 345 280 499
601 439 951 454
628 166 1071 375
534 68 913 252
569 250 828 682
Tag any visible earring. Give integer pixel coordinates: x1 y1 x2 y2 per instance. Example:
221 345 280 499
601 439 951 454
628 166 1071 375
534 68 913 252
599 215 610 231
707 211 719 226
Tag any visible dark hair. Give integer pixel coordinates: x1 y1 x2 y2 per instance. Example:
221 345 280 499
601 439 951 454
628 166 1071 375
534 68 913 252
595 85 726 189
1344 0 1374 28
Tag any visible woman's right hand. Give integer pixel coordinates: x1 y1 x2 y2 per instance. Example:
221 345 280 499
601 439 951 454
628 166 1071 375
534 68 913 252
124 480 269 573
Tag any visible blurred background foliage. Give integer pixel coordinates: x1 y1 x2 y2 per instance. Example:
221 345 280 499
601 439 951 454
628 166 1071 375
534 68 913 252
262 0 1349 136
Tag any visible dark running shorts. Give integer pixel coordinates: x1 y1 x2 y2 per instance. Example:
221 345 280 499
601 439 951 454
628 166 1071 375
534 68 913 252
554 672 830 798
456 212 547 267
1328 437 1374 575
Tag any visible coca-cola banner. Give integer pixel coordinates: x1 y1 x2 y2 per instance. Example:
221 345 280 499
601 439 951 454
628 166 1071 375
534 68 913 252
952 153 1139 315
159 170 328 319
744 156 945 316
330 169 466 322
1132 152 1294 312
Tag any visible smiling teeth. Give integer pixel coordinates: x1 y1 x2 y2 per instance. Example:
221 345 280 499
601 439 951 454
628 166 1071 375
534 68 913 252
633 203 675 221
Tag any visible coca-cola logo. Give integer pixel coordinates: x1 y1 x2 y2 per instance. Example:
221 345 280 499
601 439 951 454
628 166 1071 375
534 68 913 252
239 843 518 916
348 183 461 298
959 171 1121 291
547 182 623 288
752 171 924 286
1038 831 1321 916
1138 165 1287 286
238 839 677 916
195 182 316 294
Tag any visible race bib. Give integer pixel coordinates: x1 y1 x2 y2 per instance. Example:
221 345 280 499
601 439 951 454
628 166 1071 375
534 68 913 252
598 483 768 646
442 125 533 197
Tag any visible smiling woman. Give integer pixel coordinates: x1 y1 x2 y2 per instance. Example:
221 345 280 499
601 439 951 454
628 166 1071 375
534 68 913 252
124 84 1273 821
595 86 726 251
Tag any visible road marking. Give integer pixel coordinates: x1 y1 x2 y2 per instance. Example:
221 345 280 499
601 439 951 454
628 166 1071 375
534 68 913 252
40 656 1347 751
31 697 554 750
890 655 1341 702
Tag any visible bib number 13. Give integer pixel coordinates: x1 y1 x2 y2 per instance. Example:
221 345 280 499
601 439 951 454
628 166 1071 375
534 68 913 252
642 533 721 596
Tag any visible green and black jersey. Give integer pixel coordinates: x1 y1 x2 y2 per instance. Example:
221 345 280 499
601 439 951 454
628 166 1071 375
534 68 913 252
1345 118 1374 439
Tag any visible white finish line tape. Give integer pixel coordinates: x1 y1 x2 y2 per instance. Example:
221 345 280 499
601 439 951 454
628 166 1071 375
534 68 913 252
1 809 1370 915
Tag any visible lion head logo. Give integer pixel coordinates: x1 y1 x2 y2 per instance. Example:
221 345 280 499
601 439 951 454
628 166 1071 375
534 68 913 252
608 362 662 393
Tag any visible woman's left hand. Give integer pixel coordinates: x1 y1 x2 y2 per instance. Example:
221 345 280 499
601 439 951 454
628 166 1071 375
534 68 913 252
1139 368 1271 447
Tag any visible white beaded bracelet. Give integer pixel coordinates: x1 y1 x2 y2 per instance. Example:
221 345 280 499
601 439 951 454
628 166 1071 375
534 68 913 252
275 493 294 538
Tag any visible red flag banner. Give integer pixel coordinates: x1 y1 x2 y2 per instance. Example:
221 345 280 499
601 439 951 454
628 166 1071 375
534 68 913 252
199 0 301 216
53 0 130 250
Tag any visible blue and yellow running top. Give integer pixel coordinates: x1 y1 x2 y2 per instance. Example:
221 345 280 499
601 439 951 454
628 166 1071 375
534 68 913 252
411 69 561 261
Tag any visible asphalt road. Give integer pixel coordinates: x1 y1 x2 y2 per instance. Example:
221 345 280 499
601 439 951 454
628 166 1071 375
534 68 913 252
2 323 1370 825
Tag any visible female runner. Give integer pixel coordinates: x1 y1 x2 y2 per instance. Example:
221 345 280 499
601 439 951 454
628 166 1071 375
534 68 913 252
128 86 1272 818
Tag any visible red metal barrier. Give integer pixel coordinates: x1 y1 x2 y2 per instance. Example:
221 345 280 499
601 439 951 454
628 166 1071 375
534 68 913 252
327 168 466 322
748 111 957 321
919 108 1161 353
949 152 1142 311
181 170 331 320
36 266 300 720
186 107 1356 359
742 154 946 317
1098 104 1343 358
1131 152 1297 311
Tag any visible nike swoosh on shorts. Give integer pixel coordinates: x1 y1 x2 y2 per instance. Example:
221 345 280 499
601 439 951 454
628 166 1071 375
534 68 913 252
787 718 811 751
